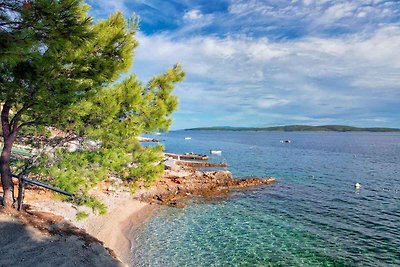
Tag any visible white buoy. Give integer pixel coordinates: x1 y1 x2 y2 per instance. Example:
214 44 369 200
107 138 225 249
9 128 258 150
355 182 361 189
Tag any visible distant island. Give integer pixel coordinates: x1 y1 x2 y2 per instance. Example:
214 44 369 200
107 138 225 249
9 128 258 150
185 125 400 132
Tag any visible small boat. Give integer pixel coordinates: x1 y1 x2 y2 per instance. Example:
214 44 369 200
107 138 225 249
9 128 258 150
210 150 222 155
155 132 162 136
280 140 291 143
184 137 192 140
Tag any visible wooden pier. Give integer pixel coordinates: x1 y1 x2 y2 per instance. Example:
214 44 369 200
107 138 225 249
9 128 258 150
138 137 160 143
164 152 209 160
175 160 228 168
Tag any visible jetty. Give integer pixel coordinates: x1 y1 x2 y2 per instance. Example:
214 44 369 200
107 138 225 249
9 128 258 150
137 136 160 143
164 151 227 168
176 160 228 168
164 152 209 160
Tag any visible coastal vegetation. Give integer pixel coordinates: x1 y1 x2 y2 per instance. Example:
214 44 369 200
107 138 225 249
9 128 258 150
185 125 400 132
0 0 184 210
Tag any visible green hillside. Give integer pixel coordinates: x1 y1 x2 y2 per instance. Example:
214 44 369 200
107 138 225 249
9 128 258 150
185 125 400 132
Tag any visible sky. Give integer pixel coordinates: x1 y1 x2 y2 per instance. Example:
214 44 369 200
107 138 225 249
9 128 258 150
87 0 400 130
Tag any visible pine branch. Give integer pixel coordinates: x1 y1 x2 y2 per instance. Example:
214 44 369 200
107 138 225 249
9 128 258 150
10 103 34 134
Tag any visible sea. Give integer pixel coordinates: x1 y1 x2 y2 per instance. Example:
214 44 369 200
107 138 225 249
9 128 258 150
129 131 400 267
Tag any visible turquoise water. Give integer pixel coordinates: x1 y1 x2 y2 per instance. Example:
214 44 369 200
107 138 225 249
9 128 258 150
131 131 400 266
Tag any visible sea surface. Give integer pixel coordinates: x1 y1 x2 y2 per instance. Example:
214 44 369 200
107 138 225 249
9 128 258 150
130 131 400 266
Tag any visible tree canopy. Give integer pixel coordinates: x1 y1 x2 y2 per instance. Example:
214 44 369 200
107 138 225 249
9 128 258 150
0 0 185 209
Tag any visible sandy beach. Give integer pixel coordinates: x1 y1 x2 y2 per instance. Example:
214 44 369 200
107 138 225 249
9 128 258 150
0 186 156 266
74 196 156 263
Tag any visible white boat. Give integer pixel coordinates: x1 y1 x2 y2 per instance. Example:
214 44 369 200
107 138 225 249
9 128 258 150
155 132 161 135
280 140 291 143
184 137 192 140
210 150 222 155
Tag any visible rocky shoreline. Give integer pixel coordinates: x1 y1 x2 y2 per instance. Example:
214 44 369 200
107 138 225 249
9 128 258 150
137 168 276 207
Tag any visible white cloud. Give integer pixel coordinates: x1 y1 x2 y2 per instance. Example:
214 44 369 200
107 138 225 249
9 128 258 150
316 2 357 24
132 25 400 128
303 0 313 6
247 39 290 61
256 98 290 109
183 9 203 20
81 0 400 128
357 11 367 18
224 0 400 37
135 25 400 84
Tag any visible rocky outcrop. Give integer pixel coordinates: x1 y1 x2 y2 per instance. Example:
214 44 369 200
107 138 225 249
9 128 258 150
137 170 275 207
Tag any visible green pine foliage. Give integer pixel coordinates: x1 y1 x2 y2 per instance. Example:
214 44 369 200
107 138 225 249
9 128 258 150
74 195 107 215
76 211 89 221
1 0 185 210
46 64 184 192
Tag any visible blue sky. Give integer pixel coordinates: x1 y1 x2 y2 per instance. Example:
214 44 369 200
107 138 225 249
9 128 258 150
88 0 400 130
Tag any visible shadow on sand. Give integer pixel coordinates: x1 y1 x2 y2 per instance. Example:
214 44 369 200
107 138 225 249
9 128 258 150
0 215 122 267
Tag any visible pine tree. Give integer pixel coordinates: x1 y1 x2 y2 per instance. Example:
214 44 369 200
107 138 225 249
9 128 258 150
0 0 184 208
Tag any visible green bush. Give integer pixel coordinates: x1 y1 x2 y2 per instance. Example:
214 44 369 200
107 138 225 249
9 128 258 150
76 211 89 221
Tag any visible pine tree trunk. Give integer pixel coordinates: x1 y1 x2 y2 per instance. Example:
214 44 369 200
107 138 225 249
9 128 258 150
1 102 16 208
0 140 14 208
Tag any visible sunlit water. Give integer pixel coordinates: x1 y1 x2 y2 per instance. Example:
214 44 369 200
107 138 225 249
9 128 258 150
130 131 400 266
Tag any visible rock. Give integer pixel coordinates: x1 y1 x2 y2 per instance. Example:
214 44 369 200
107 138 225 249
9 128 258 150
137 170 276 206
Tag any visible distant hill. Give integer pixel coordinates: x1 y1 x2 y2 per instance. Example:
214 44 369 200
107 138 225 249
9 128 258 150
184 125 400 132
